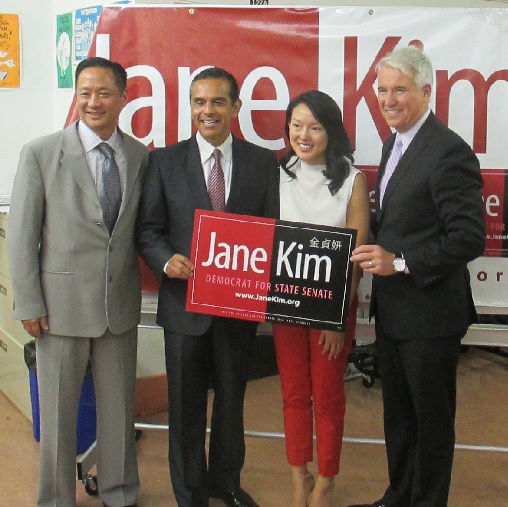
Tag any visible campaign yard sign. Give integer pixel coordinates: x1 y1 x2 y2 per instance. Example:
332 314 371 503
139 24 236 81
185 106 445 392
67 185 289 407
186 210 357 331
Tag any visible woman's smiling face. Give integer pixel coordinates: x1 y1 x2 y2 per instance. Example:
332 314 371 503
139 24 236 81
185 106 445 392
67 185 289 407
288 103 328 166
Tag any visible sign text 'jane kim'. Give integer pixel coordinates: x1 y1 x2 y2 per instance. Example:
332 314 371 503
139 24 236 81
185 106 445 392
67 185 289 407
202 231 340 282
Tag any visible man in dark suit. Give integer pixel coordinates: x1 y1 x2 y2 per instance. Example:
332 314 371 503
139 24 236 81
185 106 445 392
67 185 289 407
8 57 149 507
135 67 278 507
349 47 485 507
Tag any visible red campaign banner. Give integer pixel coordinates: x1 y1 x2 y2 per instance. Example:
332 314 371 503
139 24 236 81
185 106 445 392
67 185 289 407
66 6 319 151
65 6 320 292
482 169 508 257
62 5 508 307
187 211 356 331
357 165 508 258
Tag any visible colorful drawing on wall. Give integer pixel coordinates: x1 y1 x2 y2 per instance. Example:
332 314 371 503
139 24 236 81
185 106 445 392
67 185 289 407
56 13 73 89
74 6 103 64
0 13 21 89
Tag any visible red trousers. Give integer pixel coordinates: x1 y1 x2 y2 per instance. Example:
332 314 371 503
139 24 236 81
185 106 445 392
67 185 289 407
272 301 357 477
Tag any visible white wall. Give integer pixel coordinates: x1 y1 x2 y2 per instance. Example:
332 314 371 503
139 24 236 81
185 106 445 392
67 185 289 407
1 0 504 196
1 1 52 197
0 0 109 197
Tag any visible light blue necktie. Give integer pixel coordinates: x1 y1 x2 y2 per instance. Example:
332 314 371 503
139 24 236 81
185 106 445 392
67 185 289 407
379 136 403 207
97 142 122 234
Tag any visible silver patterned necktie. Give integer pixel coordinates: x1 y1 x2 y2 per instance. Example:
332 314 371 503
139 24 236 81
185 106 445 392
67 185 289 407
379 136 403 207
209 148 225 212
97 142 122 234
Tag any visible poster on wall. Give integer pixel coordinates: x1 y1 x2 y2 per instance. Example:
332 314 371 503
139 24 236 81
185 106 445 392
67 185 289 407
187 211 356 331
72 2 133 71
56 13 73 89
0 13 20 89
74 6 103 66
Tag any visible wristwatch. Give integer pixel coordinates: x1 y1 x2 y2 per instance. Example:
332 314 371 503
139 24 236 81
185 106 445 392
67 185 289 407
392 252 406 273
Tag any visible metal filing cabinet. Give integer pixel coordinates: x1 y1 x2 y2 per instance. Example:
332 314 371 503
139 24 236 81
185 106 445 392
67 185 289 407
0 209 167 419
0 210 33 420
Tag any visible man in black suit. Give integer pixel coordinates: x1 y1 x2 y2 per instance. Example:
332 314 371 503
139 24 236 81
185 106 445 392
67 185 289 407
135 67 278 507
350 47 485 507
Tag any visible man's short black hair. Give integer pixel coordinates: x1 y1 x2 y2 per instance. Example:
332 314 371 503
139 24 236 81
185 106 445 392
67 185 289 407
75 57 127 93
190 67 240 104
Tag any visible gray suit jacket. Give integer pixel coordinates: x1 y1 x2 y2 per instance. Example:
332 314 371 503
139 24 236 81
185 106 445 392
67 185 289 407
8 122 150 337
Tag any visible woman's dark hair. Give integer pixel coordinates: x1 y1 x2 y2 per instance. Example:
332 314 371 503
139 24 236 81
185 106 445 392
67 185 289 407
281 90 354 196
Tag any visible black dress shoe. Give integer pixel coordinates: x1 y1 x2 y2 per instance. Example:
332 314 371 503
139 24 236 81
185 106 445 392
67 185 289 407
347 500 387 507
209 486 259 507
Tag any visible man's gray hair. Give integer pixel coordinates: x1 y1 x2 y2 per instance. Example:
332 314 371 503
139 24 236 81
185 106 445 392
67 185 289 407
376 46 433 89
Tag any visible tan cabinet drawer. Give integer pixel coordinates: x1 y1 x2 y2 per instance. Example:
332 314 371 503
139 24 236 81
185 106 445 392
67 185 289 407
0 211 9 278
0 328 33 421
0 273 28 344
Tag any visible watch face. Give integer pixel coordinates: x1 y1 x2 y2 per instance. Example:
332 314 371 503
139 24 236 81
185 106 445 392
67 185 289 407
393 257 406 272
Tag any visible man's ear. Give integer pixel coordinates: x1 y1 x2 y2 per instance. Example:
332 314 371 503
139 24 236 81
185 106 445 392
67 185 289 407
232 98 242 118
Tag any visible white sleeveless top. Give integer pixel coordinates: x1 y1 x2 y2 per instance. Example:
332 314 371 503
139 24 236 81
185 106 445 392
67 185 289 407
279 157 362 228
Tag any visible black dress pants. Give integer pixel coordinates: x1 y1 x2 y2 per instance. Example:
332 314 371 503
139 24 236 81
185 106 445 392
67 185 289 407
375 323 462 507
164 317 256 507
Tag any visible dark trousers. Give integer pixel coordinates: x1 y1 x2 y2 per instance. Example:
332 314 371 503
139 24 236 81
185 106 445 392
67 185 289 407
164 318 256 507
375 323 462 507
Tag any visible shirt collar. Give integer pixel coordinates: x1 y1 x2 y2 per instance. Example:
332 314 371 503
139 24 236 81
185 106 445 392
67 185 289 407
77 120 123 154
196 131 233 165
397 108 431 152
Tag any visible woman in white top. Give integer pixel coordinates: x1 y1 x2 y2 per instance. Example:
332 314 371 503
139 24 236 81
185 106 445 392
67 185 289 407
274 90 370 507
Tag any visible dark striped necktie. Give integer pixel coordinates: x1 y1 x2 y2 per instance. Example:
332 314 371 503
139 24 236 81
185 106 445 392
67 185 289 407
209 148 225 212
97 142 122 234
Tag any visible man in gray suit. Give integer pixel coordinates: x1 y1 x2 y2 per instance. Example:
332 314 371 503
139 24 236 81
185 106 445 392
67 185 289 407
8 57 149 507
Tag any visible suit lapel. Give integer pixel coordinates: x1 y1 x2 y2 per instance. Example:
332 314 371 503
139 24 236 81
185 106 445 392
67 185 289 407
187 136 212 210
375 135 395 219
227 137 246 212
378 114 434 220
61 124 101 207
119 133 142 214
